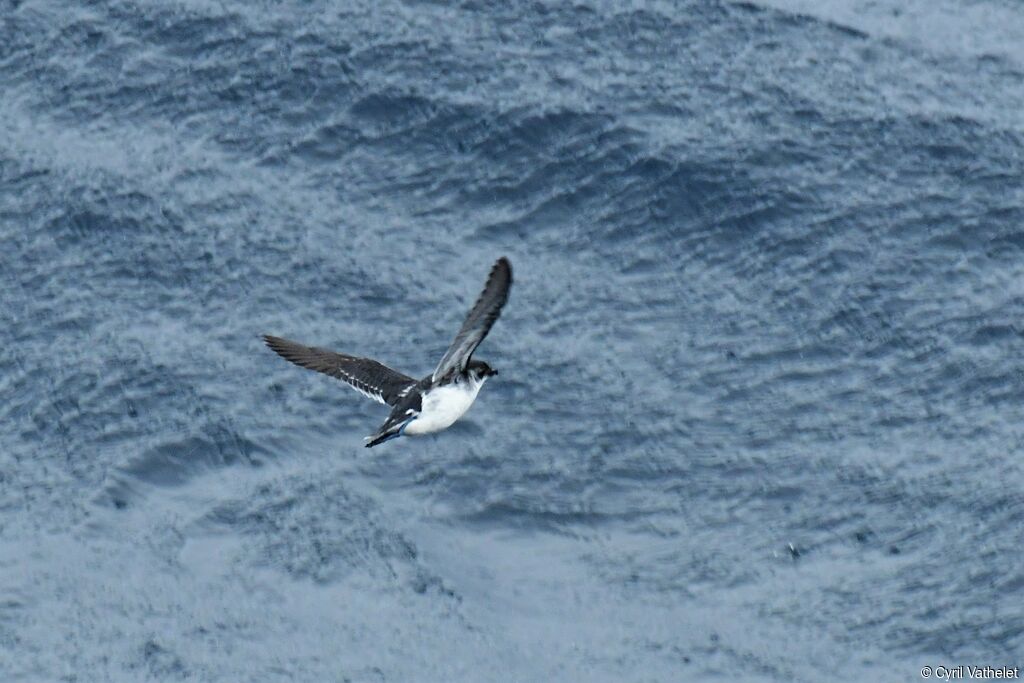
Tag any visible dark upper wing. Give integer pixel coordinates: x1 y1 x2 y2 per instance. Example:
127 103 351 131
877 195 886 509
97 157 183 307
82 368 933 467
263 335 416 406
432 257 512 382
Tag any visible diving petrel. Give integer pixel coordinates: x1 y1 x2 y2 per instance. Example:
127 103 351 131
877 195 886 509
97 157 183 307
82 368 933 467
263 257 512 447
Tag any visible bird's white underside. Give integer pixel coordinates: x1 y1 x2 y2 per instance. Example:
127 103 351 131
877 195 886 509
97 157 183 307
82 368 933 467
404 376 486 435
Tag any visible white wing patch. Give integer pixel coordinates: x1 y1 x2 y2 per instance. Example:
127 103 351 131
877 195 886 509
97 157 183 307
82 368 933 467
334 368 387 405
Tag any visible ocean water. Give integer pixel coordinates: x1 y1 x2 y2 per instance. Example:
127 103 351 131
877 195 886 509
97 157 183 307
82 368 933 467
2 0 1023 680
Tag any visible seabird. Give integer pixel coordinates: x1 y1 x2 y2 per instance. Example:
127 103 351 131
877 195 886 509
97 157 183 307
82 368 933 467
263 257 512 447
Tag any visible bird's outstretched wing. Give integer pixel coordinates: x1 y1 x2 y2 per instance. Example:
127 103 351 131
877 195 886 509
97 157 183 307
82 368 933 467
432 257 512 382
263 335 416 406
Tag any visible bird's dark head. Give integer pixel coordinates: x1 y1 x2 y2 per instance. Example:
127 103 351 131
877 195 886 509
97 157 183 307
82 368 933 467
467 360 498 380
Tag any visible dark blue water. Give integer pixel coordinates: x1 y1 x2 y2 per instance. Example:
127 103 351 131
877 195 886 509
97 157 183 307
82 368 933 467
3 0 1023 680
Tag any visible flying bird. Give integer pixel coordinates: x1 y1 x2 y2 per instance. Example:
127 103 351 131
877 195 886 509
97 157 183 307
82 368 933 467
264 257 512 447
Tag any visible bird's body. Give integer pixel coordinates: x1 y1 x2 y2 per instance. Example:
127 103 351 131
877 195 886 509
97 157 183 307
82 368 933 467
405 375 486 435
264 257 512 447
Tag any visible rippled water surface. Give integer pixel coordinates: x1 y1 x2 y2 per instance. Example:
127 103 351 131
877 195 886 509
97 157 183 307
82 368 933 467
3 0 1023 680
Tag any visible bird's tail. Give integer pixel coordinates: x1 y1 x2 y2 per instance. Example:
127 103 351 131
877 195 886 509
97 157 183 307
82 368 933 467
364 430 400 448
364 417 413 448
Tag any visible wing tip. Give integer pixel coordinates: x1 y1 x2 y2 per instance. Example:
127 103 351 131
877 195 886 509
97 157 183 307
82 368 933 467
262 334 291 357
494 256 512 283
